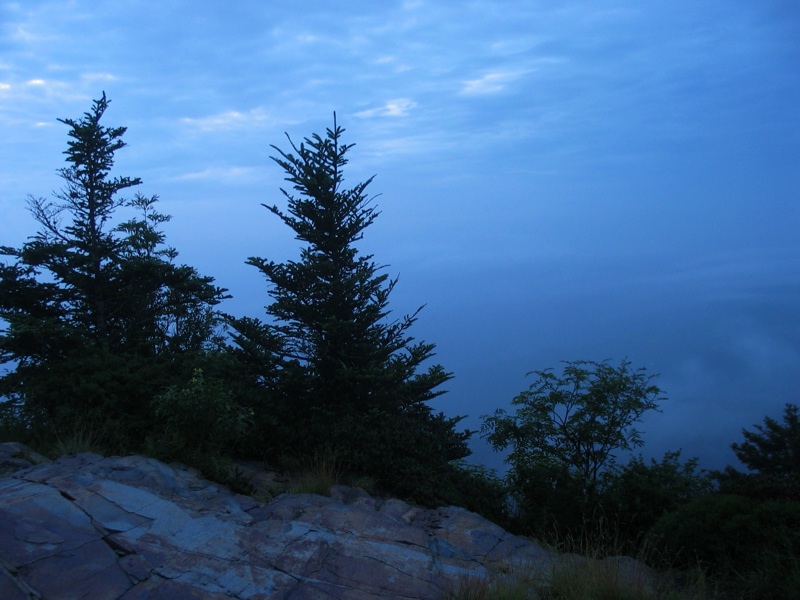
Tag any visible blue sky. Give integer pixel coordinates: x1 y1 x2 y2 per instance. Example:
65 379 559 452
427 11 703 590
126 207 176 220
1 1 798 472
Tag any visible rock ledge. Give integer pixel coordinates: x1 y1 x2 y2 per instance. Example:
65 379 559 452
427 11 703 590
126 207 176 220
0 442 558 599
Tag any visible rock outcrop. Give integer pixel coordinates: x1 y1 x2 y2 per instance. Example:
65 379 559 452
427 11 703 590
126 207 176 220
0 442 560 599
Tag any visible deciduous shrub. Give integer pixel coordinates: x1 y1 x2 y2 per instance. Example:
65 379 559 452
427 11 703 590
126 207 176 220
649 494 800 599
148 369 252 469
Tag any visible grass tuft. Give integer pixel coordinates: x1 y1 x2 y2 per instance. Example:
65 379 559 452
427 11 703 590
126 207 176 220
284 447 343 495
48 416 106 457
445 517 722 600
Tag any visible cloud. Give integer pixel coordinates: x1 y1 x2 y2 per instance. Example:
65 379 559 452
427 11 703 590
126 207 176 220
460 71 525 95
180 108 275 132
80 72 116 83
370 55 412 72
10 24 40 43
173 166 260 182
0 73 115 117
354 98 417 118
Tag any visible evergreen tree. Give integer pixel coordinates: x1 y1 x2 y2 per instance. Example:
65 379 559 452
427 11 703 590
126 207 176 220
732 403 800 478
0 94 227 445
714 403 800 500
229 116 470 500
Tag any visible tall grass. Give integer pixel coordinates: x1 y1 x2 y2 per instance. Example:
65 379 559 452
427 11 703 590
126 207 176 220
277 447 376 496
448 558 715 600
281 447 342 495
48 414 107 457
445 518 720 600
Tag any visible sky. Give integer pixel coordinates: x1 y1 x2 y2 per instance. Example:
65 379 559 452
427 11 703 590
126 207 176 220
1 1 798 473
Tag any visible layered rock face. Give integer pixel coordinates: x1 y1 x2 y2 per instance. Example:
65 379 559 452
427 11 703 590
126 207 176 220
0 442 558 599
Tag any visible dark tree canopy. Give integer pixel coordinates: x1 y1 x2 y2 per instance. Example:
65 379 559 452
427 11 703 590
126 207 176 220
602 449 712 537
229 116 470 501
0 94 227 441
732 403 800 478
714 403 800 501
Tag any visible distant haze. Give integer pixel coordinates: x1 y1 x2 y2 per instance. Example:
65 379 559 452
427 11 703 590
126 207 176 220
1 1 798 473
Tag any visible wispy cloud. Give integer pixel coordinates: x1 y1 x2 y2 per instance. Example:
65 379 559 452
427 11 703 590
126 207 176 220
173 166 260 182
9 24 41 43
354 98 417 118
295 33 318 44
0 77 88 104
80 72 116 83
180 108 275 132
370 55 413 73
460 71 526 95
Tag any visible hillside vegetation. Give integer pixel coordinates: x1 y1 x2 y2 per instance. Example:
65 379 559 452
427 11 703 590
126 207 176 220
1 96 797 599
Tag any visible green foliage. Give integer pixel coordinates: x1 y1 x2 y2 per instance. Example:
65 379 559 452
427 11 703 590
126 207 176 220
0 394 30 442
152 369 252 450
649 494 800 599
603 450 714 539
227 116 470 503
482 359 664 531
334 407 472 505
443 462 512 528
714 403 800 501
715 468 800 502
658 404 800 598
505 459 585 537
146 369 253 482
0 94 226 445
152 369 252 454
733 403 800 476
4 348 179 450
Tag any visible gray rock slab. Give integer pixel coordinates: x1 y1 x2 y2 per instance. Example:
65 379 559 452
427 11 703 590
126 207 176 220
19 538 131 600
0 443 568 599
0 566 29 600
0 480 99 567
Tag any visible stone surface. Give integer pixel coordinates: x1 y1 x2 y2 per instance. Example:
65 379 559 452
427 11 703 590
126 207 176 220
0 442 616 599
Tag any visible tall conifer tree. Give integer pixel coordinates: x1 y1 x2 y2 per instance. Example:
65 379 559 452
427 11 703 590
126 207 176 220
0 94 226 441
230 117 469 499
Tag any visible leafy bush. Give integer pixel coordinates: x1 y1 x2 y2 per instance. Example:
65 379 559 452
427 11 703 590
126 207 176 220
0 395 30 443
505 459 585 538
313 407 469 506
602 450 713 540
443 462 511 527
483 359 664 534
147 369 252 467
649 494 800 599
